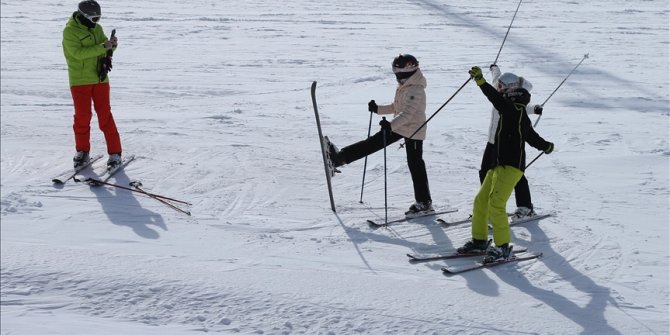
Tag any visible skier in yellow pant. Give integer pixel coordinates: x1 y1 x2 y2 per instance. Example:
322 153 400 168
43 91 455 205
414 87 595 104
457 66 554 263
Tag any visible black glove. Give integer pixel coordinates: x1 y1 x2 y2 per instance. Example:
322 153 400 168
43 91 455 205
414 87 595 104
379 117 391 132
104 57 113 71
534 105 543 115
544 142 554 154
368 100 378 113
490 64 498 70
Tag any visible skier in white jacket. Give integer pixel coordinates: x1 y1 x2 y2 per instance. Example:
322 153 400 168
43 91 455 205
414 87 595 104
479 64 543 220
325 54 433 217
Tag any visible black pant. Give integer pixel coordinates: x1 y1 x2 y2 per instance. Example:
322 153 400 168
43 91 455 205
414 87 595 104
338 130 432 203
479 142 532 209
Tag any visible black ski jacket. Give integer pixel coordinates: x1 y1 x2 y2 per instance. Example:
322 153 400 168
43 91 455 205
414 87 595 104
479 82 552 172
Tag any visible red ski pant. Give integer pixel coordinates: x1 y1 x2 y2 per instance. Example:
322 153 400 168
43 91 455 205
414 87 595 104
70 83 122 154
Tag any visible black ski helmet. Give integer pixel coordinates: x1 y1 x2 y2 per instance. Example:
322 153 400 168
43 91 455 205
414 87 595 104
78 0 101 22
504 87 531 105
392 54 419 80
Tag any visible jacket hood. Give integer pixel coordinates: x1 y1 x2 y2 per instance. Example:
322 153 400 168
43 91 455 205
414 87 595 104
67 12 95 29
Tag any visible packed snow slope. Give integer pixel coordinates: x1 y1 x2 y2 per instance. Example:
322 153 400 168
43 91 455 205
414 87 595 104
1 0 668 334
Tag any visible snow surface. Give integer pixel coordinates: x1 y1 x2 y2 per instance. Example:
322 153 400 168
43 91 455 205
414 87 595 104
1 0 669 334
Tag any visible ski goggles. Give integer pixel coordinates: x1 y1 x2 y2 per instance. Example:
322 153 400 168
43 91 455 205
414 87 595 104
79 11 101 23
392 65 418 74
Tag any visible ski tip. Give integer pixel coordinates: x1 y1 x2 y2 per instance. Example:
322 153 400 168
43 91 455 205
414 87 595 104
441 267 454 274
311 81 317 88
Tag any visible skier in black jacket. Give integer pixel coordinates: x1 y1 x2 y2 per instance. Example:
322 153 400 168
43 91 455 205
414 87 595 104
457 66 554 263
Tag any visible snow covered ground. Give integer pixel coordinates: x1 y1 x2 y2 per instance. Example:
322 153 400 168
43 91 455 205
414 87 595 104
1 0 668 334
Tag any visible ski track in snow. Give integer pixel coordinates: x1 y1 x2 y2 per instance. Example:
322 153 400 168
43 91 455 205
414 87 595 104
1 0 669 334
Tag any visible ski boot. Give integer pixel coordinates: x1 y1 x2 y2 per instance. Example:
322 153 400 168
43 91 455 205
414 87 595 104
73 151 90 168
511 206 536 223
457 238 491 254
483 243 513 263
323 136 342 176
106 153 122 171
404 201 435 218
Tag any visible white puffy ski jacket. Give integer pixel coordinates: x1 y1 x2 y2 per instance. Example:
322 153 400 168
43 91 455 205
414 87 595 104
377 69 428 140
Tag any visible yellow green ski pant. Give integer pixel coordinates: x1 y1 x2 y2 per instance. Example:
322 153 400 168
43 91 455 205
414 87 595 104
471 165 524 246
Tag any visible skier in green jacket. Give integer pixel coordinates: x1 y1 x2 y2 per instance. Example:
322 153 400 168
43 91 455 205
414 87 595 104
62 0 122 170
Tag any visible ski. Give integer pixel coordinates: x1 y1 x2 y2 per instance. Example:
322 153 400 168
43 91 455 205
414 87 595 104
82 154 136 186
51 154 104 185
437 212 553 227
408 247 527 262
367 208 458 227
311 81 336 213
508 213 553 226
441 252 543 275
436 215 474 227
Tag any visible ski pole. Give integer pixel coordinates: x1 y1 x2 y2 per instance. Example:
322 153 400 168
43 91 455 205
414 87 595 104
359 110 374 203
83 178 192 205
401 77 472 149
400 0 524 149
525 152 544 169
493 0 523 65
99 29 116 82
534 53 589 127
381 117 391 225
130 181 191 216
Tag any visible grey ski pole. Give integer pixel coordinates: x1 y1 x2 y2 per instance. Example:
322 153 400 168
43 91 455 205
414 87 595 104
493 0 523 65
534 53 590 127
401 77 472 147
359 111 374 203
380 117 392 225
525 152 544 169
402 0 523 147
